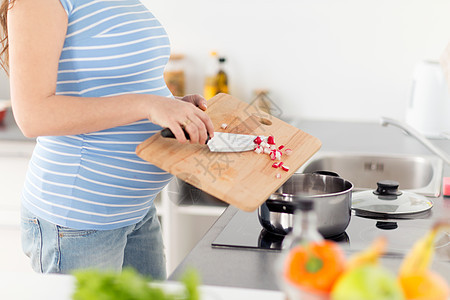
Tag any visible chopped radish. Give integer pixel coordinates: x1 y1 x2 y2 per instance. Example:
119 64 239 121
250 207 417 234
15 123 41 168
272 162 281 168
270 149 282 161
281 165 290 172
275 173 281 179
250 134 291 172
270 151 276 160
275 150 282 160
221 123 228 129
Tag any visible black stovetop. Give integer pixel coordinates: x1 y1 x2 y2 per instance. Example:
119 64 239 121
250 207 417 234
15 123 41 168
212 209 443 257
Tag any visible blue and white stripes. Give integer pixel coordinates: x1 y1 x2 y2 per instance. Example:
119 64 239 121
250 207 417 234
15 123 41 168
21 0 173 229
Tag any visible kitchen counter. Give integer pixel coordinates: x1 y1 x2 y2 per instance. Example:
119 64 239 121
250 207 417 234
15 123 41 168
0 272 285 300
168 119 450 291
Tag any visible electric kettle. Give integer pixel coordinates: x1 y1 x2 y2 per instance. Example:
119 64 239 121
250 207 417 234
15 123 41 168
406 60 450 138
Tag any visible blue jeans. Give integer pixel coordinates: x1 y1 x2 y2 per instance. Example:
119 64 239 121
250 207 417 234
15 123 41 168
21 205 166 279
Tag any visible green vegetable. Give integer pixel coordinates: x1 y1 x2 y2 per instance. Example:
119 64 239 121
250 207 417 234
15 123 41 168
72 267 200 300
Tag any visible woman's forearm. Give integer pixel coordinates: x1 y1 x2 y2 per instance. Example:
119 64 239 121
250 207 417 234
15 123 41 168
12 93 160 137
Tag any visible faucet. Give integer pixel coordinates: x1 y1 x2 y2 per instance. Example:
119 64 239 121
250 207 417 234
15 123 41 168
380 117 450 165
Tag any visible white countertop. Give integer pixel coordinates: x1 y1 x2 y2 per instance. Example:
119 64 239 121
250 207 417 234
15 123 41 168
0 271 284 300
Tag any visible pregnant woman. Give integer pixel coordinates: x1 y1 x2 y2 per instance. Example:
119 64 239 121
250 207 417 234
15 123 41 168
0 0 214 279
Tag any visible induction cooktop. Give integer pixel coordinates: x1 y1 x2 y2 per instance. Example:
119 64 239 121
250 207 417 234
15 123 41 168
211 209 448 258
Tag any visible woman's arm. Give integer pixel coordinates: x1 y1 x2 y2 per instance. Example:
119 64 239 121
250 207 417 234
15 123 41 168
7 0 213 143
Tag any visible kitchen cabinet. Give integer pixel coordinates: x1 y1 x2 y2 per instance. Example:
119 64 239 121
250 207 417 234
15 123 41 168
158 186 227 273
0 140 36 273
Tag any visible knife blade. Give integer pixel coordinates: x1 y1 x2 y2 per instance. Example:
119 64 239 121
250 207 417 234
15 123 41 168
160 128 262 152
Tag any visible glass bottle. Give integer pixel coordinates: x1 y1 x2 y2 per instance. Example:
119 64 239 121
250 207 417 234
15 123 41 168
216 57 229 94
164 54 185 97
203 51 219 100
282 199 323 250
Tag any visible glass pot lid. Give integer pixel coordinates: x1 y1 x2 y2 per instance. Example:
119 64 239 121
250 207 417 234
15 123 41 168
352 180 433 216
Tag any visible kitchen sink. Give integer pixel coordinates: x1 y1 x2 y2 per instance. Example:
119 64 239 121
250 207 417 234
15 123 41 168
298 152 443 197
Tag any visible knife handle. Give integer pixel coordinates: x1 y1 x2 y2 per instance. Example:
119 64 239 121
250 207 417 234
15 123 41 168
160 128 210 144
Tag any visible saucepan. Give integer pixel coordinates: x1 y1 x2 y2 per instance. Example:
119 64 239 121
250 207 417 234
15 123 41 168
258 171 353 238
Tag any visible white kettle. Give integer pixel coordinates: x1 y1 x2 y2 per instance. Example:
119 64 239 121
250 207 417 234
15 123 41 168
406 60 450 138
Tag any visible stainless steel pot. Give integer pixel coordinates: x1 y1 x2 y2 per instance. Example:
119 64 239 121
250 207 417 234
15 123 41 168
258 172 353 238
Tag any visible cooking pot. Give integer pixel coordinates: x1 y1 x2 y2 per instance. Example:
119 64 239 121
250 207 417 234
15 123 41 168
258 171 353 238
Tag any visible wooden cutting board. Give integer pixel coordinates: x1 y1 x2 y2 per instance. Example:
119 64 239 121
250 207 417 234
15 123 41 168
136 93 321 211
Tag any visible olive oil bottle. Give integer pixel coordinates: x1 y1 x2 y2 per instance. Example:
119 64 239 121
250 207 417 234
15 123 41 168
203 51 218 100
203 52 229 100
216 57 229 94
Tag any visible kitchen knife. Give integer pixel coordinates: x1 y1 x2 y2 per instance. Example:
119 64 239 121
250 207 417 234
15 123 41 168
160 128 262 152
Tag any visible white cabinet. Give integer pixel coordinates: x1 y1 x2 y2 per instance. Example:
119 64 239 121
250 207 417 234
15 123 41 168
0 140 36 273
157 187 226 273
0 140 226 275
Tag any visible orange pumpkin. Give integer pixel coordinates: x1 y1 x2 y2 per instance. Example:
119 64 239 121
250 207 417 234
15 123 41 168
284 240 346 294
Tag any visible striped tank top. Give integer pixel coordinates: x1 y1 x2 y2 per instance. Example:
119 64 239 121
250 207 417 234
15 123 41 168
21 0 174 230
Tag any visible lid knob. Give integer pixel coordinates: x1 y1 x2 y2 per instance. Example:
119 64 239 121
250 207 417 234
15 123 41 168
374 180 402 196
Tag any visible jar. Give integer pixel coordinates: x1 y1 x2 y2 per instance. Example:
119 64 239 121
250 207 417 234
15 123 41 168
164 54 185 97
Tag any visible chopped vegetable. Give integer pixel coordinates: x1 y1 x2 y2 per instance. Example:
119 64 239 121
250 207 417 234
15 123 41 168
272 161 284 168
281 165 290 172
270 150 282 161
275 173 282 179
254 146 263 154
220 123 228 129
251 134 292 172
253 136 262 145
270 151 276 160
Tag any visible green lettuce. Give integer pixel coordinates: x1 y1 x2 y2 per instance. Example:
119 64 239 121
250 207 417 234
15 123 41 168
72 267 200 300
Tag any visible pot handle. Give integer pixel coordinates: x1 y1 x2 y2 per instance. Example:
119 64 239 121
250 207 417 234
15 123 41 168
265 199 296 214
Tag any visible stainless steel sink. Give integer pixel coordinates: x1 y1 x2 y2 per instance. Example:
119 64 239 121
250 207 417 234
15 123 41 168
298 152 443 197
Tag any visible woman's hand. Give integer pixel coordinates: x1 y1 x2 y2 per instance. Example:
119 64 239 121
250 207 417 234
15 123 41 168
147 95 214 144
175 94 208 111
